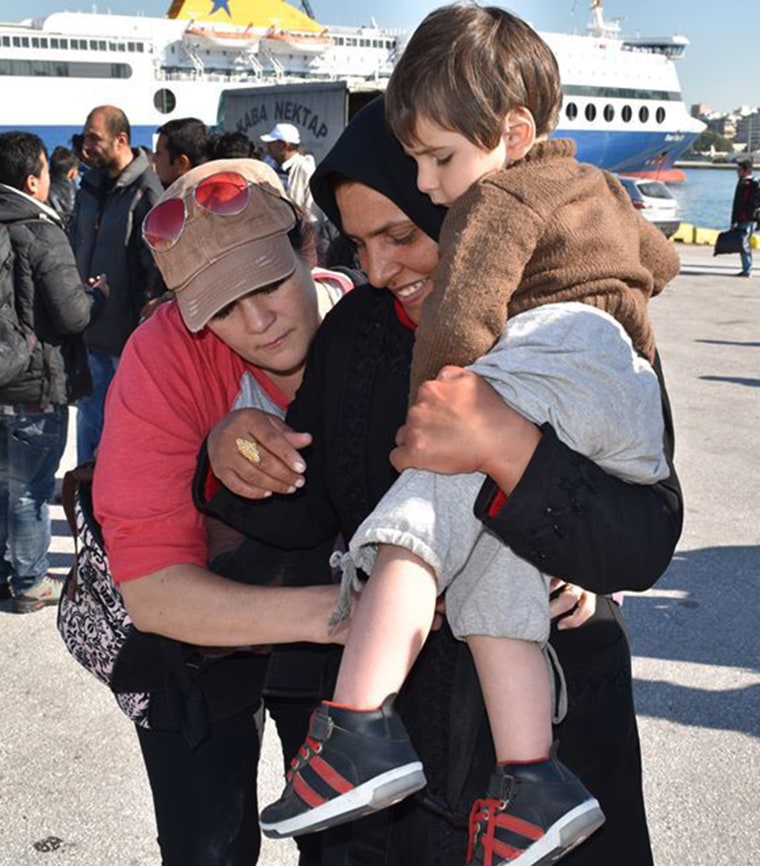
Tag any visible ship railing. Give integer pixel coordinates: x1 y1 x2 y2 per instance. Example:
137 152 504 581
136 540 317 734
154 67 261 83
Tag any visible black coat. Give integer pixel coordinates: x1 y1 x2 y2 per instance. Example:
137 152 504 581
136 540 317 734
0 186 102 406
196 285 682 865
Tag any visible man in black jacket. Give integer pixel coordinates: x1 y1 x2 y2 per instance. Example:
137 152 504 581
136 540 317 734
730 156 759 277
0 131 106 612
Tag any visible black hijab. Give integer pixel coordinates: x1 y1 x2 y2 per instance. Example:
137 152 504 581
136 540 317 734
310 95 446 243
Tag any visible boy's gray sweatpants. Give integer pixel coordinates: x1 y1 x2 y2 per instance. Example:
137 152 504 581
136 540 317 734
347 303 669 643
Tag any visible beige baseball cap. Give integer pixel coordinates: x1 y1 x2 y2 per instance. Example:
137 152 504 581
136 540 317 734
147 158 297 332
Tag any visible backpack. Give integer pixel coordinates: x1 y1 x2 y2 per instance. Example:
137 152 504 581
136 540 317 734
0 222 33 389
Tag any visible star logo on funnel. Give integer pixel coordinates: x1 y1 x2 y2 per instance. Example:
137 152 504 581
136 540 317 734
210 0 232 16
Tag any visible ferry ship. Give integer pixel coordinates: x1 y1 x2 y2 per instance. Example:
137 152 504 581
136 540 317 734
0 0 703 181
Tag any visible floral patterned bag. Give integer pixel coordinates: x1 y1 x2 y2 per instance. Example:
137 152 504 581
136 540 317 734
56 464 152 727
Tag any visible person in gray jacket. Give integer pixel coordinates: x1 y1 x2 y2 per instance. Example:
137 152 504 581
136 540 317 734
0 131 106 612
69 105 163 463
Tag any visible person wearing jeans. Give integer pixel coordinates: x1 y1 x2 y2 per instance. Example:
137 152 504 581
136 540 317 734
0 406 68 609
731 156 758 277
76 351 118 464
0 130 105 612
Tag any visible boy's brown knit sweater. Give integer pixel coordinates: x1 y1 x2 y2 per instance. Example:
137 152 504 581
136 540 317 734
409 138 680 401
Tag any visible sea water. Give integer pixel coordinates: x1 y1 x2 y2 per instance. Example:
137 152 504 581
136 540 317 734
668 168 738 231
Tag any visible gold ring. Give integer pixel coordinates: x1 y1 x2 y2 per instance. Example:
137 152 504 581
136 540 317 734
235 437 261 464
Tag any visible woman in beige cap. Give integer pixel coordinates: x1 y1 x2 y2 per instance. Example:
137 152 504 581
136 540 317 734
91 158 352 865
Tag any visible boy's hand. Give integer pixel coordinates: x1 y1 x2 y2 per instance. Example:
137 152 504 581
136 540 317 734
207 408 312 499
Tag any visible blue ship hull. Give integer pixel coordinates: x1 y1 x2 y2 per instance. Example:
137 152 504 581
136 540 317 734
554 127 695 175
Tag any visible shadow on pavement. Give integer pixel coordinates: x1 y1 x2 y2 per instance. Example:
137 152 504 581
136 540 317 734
624 544 760 737
700 375 760 387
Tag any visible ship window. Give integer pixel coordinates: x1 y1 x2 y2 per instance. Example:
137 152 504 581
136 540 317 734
128 42 136 52
118 43 126 52
0 59 132 78
60 39 68 49
22 37 29 47
565 102 578 121
32 38 40 48
154 88 177 114
40 39 48 48
136 42 144 53
656 106 666 124
89 40 97 50
584 103 597 122
604 104 615 122
639 105 649 123
99 41 106 51
109 42 117 51
2 36 10 47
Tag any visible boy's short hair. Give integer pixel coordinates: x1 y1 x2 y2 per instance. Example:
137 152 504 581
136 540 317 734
50 145 78 180
386 3 562 150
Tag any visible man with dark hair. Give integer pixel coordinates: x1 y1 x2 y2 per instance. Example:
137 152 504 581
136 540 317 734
0 131 106 612
154 117 209 188
731 155 759 277
205 130 259 161
70 104 164 462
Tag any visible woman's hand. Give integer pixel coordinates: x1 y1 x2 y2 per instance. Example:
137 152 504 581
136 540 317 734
549 579 597 630
207 408 312 499
391 366 542 493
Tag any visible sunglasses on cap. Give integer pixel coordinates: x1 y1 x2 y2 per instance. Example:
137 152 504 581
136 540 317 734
142 170 291 252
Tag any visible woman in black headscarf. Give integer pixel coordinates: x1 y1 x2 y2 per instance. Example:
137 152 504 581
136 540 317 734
198 97 682 865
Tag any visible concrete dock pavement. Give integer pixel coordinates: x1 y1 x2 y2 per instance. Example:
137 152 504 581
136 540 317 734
1 241 759 865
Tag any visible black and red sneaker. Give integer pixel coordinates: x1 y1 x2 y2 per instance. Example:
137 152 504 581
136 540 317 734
467 760 605 865
260 693 426 838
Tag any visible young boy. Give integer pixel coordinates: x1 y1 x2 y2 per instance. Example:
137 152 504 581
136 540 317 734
260 5 680 864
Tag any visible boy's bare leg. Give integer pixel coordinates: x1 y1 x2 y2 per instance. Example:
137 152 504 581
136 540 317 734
333 544 437 708
468 634 553 762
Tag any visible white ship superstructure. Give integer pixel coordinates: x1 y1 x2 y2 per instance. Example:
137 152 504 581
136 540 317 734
0 0 702 179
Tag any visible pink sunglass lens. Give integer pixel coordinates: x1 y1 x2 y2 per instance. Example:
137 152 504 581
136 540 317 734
194 172 250 215
143 198 185 250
